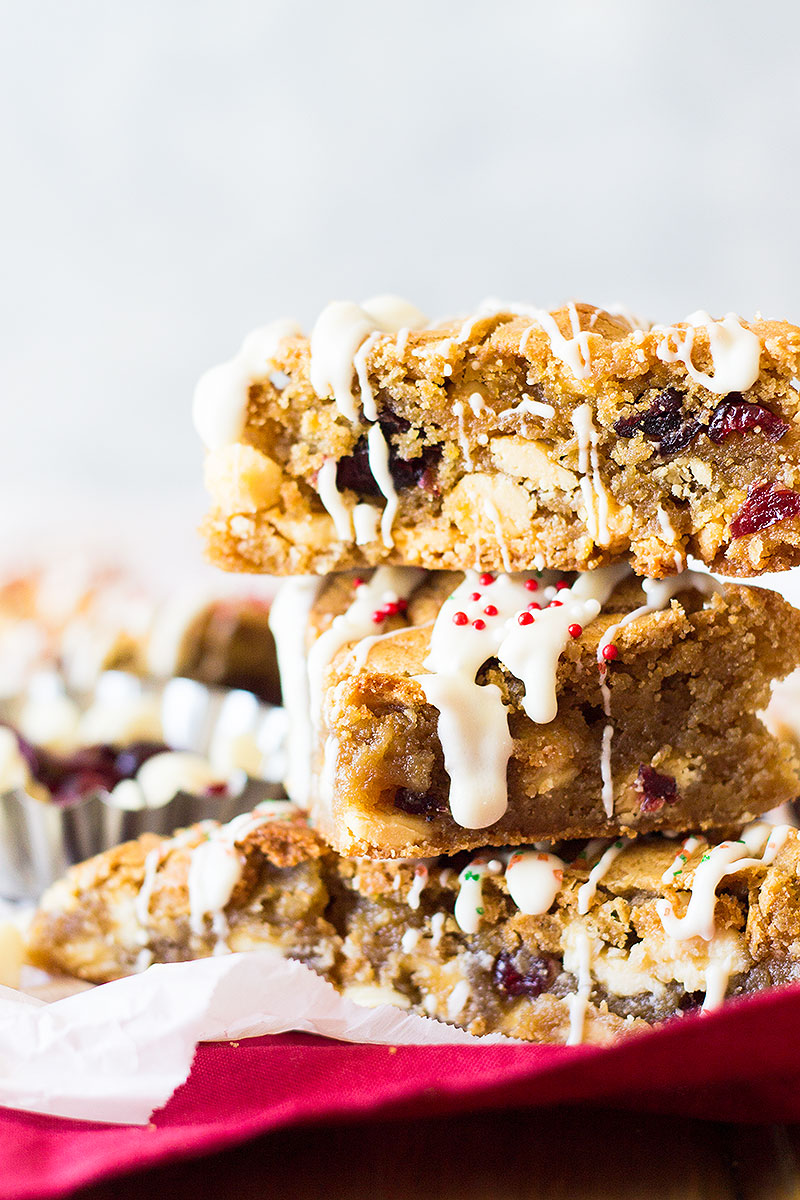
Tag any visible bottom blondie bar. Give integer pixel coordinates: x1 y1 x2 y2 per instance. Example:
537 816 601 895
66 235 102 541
26 804 800 1045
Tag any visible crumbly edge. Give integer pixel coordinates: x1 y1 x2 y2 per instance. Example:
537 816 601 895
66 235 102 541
24 815 800 1046
203 305 800 578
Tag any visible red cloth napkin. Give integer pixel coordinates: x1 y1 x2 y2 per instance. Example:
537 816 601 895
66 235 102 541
4 982 800 1200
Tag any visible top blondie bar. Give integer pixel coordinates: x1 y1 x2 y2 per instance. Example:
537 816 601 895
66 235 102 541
195 298 800 578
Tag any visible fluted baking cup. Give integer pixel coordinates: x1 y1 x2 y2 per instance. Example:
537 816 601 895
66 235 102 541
0 670 287 900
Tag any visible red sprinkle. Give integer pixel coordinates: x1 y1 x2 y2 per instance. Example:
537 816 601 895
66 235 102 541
517 611 534 625
353 577 364 588
524 579 538 592
470 592 482 602
527 601 541 611
556 580 569 590
549 600 563 608
371 610 386 624
602 644 619 662
397 598 408 612
568 623 583 638
479 573 495 586
483 604 498 616
453 611 469 626
473 618 486 630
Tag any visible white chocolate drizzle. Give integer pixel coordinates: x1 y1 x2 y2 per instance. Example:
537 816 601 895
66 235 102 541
518 302 593 381
482 499 512 572
317 459 354 541
193 318 302 450
308 295 427 544
352 502 381 545
661 836 705 885
505 850 566 915
454 858 490 933
652 312 761 395
269 577 324 807
308 568 424 720
429 911 446 948
577 838 628 915
452 400 474 469
187 800 299 944
657 824 789 943
656 506 685 572
407 864 428 911
416 565 628 829
571 403 611 546
566 928 593 1045
366 423 399 547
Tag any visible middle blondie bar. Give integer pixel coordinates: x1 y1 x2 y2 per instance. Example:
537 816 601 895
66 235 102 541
270 566 800 857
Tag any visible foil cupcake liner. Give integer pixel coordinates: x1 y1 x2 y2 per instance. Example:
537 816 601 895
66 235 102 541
0 671 288 900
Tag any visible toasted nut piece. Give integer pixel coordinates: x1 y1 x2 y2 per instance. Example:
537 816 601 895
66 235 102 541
490 436 578 492
205 444 283 513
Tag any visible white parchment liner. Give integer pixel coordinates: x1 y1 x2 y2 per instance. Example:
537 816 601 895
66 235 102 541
0 952 509 1125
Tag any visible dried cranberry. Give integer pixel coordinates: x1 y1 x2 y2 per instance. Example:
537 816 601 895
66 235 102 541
707 396 789 445
492 951 558 998
51 769 117 805
730 482 800 538
336 412 442 498
392 788 444 821
114 741 169 779
614 387 701 457
635 764 680 814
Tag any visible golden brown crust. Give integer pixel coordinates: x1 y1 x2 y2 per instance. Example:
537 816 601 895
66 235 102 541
202 304 800 578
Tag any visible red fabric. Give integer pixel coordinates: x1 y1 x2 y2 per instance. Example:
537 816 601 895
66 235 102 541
4 983 800 1200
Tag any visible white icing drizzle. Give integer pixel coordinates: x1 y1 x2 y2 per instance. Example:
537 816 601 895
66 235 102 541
652 312 761 395
660 836 705 885
308 568 424 720
571 403 611 546
268 577 324 807
502 395 556 421
566 928 593 1045
352 502 381 545
133 824 215 932
352 331 381 422
317 458 354 541
454 858 490 933
518 302 593 381
429 911 446 948
702 951 734 1013
505 850 565 915
416 565 628 829
656 506 685 572
452 400 474 469
309 296 426 422
482 499 512 572
447 979 472 1020
596 570 722 817
599 724 614 818
401 928 420 953
187 800 299 943
407 864 428 911
577 839 628 915
657 824 790 943
366 423 400 547
193 318 302 450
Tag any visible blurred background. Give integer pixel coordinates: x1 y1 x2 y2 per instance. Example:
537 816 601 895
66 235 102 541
1 0 799 581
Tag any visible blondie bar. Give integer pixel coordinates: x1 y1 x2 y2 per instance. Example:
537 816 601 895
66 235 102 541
26 803 800 1046
269 566 800 857
196 300 800 579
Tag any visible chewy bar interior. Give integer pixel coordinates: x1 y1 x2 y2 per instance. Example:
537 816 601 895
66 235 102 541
26 803 800 1046
269 565 800 858
195 299 800 580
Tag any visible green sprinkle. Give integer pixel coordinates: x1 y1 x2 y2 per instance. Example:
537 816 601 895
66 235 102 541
476 907 484 915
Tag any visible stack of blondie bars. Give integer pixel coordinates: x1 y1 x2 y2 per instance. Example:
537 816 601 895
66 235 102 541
28 300 800 1044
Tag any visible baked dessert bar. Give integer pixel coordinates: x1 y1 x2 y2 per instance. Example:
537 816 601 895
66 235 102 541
0 562 279 702
26 803 800 1046
195 299 800 580
269 565 800 857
